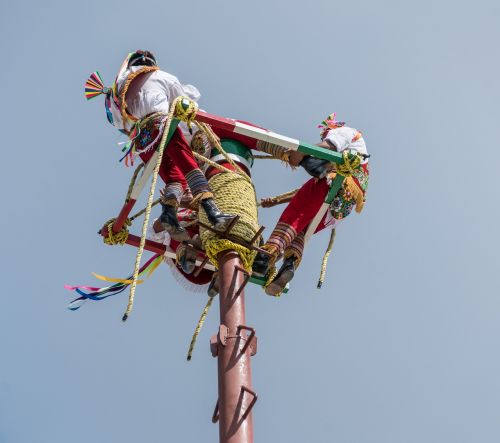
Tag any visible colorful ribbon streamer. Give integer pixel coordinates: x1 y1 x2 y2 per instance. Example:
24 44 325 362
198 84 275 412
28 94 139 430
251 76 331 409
65 254 163 311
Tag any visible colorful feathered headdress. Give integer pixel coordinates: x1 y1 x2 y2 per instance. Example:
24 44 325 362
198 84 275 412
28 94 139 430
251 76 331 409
84 52 132 101
84 68 124 128
318 113 345 140
84 71 110 100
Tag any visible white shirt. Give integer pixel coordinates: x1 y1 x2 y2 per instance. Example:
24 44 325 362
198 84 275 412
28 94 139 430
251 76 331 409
113 67 201 136
324 126 368 164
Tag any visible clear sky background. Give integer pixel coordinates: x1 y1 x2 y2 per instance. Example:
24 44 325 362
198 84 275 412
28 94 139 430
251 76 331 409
1 0 499 442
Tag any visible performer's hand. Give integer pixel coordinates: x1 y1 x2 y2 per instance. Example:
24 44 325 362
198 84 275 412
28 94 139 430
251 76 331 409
299 155 331 178
99 224 109 236
260 198 276 208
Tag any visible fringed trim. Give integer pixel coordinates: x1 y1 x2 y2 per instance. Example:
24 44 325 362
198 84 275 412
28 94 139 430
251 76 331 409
344 176 366 213
162 256 210 294
119 66 159 125
327 172 366 214
204 239 257 273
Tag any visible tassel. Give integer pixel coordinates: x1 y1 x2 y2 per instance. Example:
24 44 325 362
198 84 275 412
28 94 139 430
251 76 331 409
344 176 365 213
84 71 109 100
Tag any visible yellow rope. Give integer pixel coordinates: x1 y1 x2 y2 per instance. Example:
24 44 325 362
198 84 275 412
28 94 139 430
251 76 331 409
186 297 214 361
194 121 251 182
192 152 236 175
122 98 182 321
175 96 198 131
336 150 362 177
102 218 131 245
317 228 336 289
198 172 259 273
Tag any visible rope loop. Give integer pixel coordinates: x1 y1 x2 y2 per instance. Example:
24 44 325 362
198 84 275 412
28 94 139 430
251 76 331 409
174 96 199 132
102 218 131 245
336 150 363 177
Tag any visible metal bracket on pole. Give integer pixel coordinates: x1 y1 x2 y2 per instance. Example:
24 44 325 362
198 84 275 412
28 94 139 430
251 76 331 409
210 325 229 357
237 325 257 356
239 386 258 423
212 399 220 424
218 324 228 347
233 266 251 298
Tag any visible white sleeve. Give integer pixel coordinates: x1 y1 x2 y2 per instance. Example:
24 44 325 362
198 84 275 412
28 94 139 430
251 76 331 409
145 71 182 114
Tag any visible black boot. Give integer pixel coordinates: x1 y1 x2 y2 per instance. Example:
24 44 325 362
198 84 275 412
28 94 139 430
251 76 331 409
160 204 190 241
299 155 331 178
200 198 236 230
177 244 197 274
252 251 272 277
265 256 297 296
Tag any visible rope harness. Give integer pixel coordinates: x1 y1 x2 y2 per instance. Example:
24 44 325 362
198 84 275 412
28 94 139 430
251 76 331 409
99 99 366 358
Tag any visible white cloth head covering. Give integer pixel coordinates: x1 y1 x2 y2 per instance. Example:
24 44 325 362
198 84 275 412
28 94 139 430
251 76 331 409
324 126 368 164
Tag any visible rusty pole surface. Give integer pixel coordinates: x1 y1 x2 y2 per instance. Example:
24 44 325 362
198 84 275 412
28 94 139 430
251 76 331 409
212 251 257 443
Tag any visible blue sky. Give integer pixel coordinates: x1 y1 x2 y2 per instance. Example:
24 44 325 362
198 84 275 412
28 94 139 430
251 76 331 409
1 0 500 442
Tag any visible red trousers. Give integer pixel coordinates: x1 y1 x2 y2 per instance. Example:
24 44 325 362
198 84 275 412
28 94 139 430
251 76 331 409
266 177 330 261
139 127 199 190
278 177 329 234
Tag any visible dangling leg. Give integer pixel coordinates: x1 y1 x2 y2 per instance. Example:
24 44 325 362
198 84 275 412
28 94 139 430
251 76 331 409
159 166 191 241
139 142 191 241
253 177 329 276
167 128 236 229
264 232 305 296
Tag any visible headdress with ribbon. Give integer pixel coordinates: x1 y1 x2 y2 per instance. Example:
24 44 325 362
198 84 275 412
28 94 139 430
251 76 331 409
318 113 346 140
84 69 123 129
84 71 110 100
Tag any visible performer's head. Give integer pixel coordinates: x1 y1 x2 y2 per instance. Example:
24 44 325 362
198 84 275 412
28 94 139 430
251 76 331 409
128 50 157 68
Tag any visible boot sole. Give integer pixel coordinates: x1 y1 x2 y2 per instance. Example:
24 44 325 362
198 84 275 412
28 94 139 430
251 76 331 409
164 226 191 242
265 269 294 296
212 215 238 231
180 247 197 274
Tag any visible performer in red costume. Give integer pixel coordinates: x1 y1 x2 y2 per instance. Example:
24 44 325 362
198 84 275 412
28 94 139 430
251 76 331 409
85 50 235 241
252 113 370 296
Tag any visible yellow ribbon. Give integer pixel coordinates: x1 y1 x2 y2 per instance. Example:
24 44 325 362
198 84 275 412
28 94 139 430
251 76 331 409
91 273 145 285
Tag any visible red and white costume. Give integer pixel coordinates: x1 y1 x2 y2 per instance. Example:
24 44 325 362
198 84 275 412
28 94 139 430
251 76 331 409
264 124 370 266
108 57 214 206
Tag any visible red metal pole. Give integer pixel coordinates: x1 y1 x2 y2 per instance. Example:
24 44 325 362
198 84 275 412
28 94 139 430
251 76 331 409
212 251 257 443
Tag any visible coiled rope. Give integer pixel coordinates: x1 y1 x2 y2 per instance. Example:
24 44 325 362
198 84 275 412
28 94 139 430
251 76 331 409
198 172 259 272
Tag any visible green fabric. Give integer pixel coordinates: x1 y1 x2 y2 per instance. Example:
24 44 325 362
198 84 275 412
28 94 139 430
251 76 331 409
212 139 254 167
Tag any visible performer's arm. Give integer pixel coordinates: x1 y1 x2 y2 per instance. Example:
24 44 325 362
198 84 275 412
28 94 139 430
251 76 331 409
288 141 333 167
